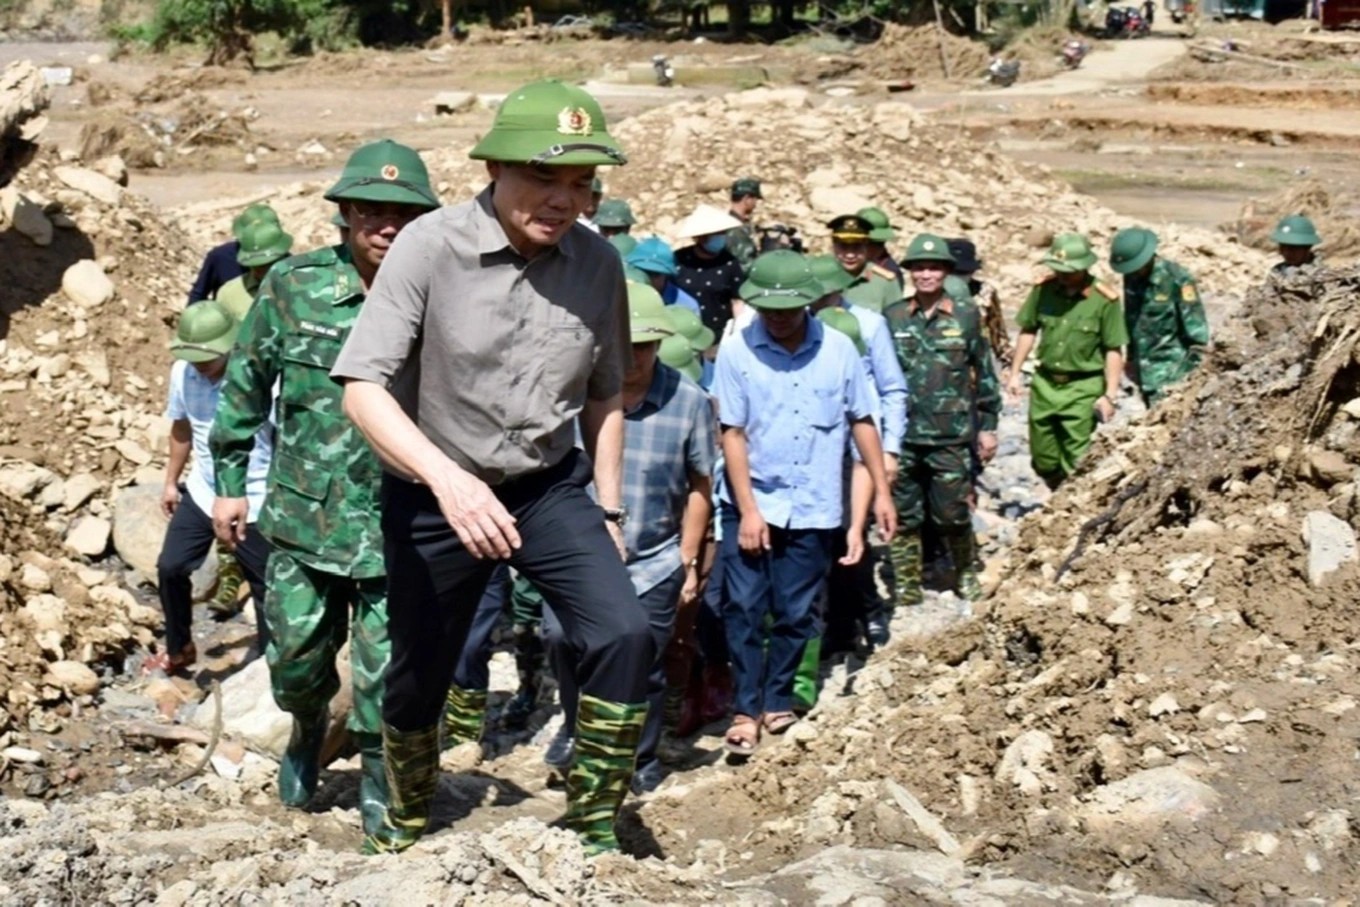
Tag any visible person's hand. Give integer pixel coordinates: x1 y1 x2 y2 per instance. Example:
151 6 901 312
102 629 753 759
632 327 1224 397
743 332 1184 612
1005 371 1024 401
884 453 899 487
977 431 998 464
680 561 701 605
1094 394 1116 424
839 527 865 566
160 482 180 519
606 520 626 560
212 497 249 548
428 463 520 559
738 510 770 556
873 492 898 543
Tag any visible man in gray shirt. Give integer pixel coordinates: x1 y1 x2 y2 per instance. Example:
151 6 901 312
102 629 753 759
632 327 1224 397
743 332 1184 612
331 80 652 857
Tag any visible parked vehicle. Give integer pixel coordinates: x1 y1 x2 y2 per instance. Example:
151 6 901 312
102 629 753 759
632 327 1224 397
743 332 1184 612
1104 6 1151 37
1060 39 1090 69
652 54 675 87
985 57 1021 87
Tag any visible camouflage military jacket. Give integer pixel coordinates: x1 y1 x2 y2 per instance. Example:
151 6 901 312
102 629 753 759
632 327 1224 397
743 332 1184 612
725 222 757 270
210 244 384 579
1123 257 1209 399
883 294 1001 445
943 275 1013 368
844 266 904 314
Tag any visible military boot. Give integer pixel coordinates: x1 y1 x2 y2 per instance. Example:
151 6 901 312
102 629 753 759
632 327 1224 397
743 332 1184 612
792 635 822 713
354 732 389 841
363 723 440 855
501 621 544 731
563 694 647 855
278 710 328 807
208 542 244 617
440 684 487 750
944 530 983 602
890 530 924 608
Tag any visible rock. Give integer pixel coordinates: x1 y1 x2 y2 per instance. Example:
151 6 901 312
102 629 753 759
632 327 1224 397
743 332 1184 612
113 439 152 465
1148 693 1180 717
1302 510 1357 587
1105 601 1134 626
52 165 123 206
61 260 116 308
18 562 52 592
190 653 351 757
0 186 53 246
21 593 66 634
995 730 1054 796
61 473 102 512
112 484 169 576
44 660 101 695
1308 449 1352 485
433 91 476 114
64 516 111 558
883 779 961 855
1 746 44 764
1081 767 1219 832
0 459 57 500
92 154 128 187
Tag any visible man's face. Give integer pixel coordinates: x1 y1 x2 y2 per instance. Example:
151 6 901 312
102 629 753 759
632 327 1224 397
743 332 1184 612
646 272 667 293
1055 270 1089 293
342 199 425 273
192 355 228 383
585 191 602 222
834 238 868 274
1280 244 1313 266
627 341 659 381
758 306 806 342
601 225 629 238
248 263 272 282
732 194 758 219
487 162 596 253
907 261 948 295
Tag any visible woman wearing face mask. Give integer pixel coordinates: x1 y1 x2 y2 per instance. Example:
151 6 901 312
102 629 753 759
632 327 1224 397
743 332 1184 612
673 204 747 341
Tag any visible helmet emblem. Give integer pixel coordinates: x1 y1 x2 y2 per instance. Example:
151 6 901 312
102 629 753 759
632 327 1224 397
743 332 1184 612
1282 225 1291 232
557 106 593 136
1054 248 1067 260
923 241 935 251
381 164 400 181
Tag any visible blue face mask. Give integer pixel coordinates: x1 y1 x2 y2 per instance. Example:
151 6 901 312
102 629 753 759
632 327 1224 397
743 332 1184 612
701 235 727 255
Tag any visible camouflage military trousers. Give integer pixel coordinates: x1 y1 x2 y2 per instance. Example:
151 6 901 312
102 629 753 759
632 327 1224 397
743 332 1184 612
263 550 390 735
892 443 973 532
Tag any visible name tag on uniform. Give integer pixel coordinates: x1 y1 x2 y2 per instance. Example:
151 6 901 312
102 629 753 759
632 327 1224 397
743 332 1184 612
299 320 342 339
940 328 962 338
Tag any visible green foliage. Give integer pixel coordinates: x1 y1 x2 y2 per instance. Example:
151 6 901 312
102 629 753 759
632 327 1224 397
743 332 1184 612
123 0 365 59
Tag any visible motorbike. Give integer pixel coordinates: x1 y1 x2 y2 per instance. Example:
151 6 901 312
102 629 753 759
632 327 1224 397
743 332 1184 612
1104 6 1150 38
757 223 804 254
984 57 1021 88
652 54 675 87
1060 39 1089 70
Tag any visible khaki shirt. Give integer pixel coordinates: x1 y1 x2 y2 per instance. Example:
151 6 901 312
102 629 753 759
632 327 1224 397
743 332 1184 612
331 187 629 486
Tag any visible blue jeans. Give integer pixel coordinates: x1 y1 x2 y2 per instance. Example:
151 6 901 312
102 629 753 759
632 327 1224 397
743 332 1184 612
719 504 834 717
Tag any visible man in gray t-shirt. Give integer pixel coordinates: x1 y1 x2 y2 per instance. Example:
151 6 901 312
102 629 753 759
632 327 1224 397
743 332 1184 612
331 80 652 858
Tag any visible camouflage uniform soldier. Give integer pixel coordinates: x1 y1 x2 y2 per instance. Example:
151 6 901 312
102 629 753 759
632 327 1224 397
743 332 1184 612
1008 234 1127 489
595 198 636 239
726 177 762 269
1270 214 1323 277
210 140 440 843
944 238 1013 369
830 213 902 313
1109 227 1209 407
883 234 1001 604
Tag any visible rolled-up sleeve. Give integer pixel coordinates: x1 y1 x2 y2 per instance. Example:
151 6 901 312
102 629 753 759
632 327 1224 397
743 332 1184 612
587 272 628 401
714 343 748 429
331 221 434 386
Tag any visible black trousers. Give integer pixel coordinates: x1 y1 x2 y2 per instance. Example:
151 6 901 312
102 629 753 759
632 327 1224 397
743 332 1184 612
380 450 654 732
156 493 271 654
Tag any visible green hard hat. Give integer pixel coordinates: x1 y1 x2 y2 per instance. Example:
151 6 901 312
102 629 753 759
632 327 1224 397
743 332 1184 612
1109 227 1158 274
659 333 702 382
740 251 822 310
1270 214 1321 247
231 203 279 242
607 233 639 257
325 139 440 210
628 282 674 343
857 206 896 243
596 198 636 228
902 232 955 265
663 304 716 353
470 80 626 167
808 253 855 295
816 307 865 355
236 221 294 268
169 300 238 363
730 177 763 200
1043 232 1098 274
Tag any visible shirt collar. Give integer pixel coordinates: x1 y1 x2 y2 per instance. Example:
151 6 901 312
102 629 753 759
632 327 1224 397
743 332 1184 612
331 243 365 306
907 294 953 317
474 184 575 260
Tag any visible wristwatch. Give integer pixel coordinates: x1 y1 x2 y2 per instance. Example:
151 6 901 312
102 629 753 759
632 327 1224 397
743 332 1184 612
602 507 628 527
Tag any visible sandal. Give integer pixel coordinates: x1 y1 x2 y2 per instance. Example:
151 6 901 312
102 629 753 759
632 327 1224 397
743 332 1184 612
761 711 798 735
140 643 197 677
723 714 761 756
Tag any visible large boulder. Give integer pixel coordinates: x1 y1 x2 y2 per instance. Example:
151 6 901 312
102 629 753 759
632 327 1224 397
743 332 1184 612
0 61 50 189
112 484 168 576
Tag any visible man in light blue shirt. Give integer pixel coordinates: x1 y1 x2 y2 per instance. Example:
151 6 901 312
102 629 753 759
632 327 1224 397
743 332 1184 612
714 251 896 754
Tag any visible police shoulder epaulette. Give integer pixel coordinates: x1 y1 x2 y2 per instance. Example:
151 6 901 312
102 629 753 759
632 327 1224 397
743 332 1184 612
1094 280 1118 300
869 263 896 281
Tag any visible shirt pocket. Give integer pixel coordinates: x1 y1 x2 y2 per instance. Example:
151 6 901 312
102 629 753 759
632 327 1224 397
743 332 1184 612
265 450 333 547
810 386 845 430
281 333 346 413
934 336 969 372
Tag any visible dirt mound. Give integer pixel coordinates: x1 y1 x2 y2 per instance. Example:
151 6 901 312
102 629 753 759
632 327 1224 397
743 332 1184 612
1230 178 1360 264
1153 25 1360 83
857 23 994 81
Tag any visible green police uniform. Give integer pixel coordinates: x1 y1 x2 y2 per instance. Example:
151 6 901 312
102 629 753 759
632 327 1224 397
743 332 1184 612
1122 257 1208 406
844 266 904 313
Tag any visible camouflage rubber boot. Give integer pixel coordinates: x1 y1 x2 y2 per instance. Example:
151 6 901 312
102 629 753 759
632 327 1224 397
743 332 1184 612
440 684 488 750
944 530 983 602
502 621 545 730
792 635 822 713
208 542 244 617
278 710 328 807
890 530 924 608
363 723 440 855
563 695 647 856
354 732 389 842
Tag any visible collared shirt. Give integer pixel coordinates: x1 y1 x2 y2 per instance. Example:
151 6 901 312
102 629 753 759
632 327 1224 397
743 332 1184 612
187 240 243 305
843 267 902 313
166 360 272 520
1016 275 1127 374
331 186 629 486
840 298 908 455
715 314 875 530
620 363 716 594
674 245 745 338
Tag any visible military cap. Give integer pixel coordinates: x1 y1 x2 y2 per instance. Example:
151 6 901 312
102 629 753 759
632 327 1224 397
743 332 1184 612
663 304 716 353
628 282 674 343
659 334 702 382
231 202 279 242
324 139 440 210
816 307 866 355
470 80 626 167
902 233 956 265
1043 232 1098 273
607 233 639 257
595 198 636 228
857 206 896 243
808 253 855 295
946 238 981 274
739 250 822 310
626 236 678 276
1109 227 1159 274
236 221 294 268
1270 214 1321 247
828 214 873 242
169 301 238 363
730 177 763 200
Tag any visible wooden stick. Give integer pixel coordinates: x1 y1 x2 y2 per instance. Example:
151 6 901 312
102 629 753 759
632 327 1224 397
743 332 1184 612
931 1 952 79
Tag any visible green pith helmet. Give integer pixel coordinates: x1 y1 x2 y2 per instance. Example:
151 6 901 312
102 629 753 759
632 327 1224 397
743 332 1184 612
808 254 855 295
857 206 896 243
607 233 639 257
628 282 674 343
324 139 440 210
470 80 626 167
1109 227 1159 274
169 301 239 363
231 203 279 242
739 250 822 310
1043 232 1098 273
1270 214 1321 247
730 177 763 200
236 221 294 268
659 334 702 382
595 198 636 228
591 177 603 194
816 307 866 355
663 304 716 353
626 236 677 276
902 233 955 265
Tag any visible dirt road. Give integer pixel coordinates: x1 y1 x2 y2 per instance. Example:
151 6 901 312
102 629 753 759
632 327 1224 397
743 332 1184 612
963 31 1188 96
